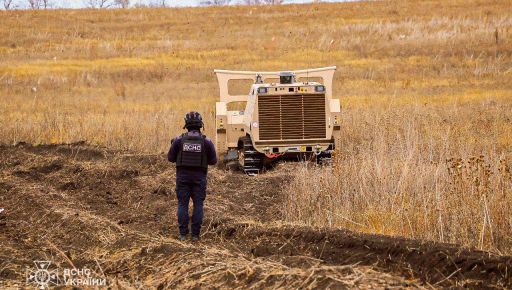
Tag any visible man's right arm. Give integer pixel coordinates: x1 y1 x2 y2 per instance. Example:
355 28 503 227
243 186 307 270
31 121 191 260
167 138 180 163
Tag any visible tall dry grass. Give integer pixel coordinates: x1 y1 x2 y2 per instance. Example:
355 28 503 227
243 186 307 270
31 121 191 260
284 97 512 254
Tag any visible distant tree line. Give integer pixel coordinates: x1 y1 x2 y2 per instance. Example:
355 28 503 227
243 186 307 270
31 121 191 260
1 0 304 10
199 0 286 6
0 0 138 9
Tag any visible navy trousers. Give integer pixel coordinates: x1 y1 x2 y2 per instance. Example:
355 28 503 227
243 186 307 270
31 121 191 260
176 177 207 236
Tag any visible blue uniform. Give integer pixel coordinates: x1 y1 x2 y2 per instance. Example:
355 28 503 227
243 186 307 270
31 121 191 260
168 130 217 236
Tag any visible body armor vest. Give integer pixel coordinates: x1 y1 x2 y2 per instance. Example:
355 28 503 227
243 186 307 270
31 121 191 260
176 134 208 170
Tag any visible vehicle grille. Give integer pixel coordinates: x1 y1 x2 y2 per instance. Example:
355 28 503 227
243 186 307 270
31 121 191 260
258 94 326 140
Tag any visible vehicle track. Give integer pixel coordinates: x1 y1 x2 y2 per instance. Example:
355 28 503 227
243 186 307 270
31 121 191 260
0 143 510 289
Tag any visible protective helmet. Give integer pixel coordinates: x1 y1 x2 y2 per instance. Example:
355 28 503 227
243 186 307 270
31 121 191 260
183 111 204 129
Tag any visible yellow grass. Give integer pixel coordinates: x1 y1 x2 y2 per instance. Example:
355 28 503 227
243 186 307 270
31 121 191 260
0 0 511 253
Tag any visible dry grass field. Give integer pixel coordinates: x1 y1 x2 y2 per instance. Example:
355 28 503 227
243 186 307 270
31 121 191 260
1 1 510 151
0 0 512 282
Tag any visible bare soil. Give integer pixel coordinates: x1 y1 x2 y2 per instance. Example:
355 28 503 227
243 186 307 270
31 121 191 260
0 143 510 289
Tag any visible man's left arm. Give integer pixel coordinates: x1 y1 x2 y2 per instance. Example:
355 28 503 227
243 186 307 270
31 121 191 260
205 138 218 165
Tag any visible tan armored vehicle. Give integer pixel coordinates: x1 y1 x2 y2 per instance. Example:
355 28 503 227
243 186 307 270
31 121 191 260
214 66 341 175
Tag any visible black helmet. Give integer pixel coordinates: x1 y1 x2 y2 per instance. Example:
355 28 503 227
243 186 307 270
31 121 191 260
183 111 204 130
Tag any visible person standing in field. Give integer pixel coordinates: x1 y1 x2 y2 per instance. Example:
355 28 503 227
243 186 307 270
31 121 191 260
168 111 217 241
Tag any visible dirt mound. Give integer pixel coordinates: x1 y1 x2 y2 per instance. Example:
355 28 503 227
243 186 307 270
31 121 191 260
0 143 510 288
213 222 511 288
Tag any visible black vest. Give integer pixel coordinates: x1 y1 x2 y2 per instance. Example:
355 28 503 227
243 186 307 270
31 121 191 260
176 133 208 170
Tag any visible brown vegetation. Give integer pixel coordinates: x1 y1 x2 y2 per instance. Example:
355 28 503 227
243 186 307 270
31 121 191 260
0 0 511 259
284 103 512 254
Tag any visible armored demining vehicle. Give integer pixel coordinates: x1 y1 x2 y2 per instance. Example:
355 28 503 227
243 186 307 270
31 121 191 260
214 66 341 175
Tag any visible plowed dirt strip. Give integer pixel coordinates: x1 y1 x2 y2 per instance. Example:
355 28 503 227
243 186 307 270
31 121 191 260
0 143 509 289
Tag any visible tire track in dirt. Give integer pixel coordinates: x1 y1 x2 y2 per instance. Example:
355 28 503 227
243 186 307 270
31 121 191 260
0 143 510 288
